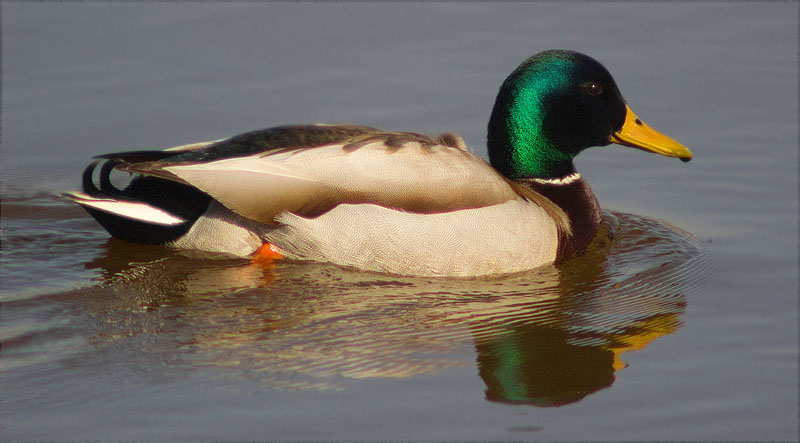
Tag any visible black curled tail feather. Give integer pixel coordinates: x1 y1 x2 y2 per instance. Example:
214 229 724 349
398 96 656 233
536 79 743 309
76 157 213 245
99 159 128 198
81 160 104 197
81 159 130 199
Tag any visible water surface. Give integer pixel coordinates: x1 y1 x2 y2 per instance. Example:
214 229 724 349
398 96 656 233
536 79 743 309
1 3 797 440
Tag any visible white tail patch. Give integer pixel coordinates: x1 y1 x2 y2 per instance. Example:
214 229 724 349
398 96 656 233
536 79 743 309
168 200 267 257
64 192 185 226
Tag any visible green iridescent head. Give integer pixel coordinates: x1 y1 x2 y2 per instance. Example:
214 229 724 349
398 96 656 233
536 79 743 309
487 50 692 179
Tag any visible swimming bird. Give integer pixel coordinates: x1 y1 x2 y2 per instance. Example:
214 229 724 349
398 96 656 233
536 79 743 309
65 49 692 277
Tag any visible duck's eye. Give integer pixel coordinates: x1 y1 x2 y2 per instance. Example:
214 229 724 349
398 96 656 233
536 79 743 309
585 82 603 96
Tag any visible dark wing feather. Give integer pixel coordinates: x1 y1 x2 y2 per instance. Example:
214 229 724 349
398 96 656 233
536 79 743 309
154 124 383 165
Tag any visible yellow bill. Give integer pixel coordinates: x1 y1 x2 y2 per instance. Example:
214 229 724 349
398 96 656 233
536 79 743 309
609 104 693 162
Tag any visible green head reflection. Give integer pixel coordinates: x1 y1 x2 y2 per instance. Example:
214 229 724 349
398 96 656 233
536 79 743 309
477 326 615 407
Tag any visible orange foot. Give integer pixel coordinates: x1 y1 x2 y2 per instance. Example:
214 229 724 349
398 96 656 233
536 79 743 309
251 242 285 265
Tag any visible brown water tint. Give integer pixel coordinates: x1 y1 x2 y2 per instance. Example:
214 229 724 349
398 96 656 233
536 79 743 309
1 195 710 406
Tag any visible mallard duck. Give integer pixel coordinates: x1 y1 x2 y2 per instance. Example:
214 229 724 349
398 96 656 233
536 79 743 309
65 49 692 277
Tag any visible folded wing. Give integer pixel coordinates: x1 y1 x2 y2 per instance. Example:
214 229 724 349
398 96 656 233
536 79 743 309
122 126 521 225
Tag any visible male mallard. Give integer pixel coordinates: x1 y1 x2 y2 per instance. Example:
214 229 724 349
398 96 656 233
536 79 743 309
65 50 692 277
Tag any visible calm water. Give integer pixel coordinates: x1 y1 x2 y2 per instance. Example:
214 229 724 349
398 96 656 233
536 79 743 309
1 3 797 440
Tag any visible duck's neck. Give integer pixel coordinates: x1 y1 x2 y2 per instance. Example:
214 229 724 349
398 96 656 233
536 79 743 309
487 114 576 180
519 173 603 261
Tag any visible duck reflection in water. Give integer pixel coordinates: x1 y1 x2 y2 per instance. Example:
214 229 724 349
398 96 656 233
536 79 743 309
470 213 690 406
474 300 682 407
80 212 706 407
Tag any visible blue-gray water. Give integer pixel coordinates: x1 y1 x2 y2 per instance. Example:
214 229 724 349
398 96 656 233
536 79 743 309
1 3 797 440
